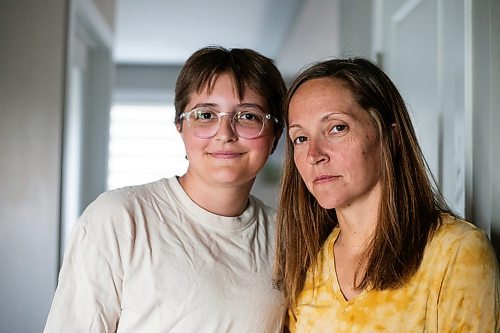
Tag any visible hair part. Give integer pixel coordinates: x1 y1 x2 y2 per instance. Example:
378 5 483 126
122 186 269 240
275 58 454 308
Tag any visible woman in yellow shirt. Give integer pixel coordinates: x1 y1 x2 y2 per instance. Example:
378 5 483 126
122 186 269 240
274 58 499 332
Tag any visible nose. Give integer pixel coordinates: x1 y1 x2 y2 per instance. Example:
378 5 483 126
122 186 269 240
215 114 238 142
306 138 329 165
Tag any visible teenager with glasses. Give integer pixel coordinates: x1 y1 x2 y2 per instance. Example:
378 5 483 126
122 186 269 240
274 58 499 332
44 46 287 333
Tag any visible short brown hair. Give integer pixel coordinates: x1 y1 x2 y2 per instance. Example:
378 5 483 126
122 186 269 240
174 46 286 134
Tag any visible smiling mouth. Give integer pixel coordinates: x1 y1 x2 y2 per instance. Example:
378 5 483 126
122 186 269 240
209 152 244 159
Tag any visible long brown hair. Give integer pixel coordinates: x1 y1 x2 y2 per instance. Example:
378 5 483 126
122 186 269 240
274 58 453 307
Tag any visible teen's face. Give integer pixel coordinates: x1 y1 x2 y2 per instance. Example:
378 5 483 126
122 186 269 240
288 78 382 210
178 73 277 187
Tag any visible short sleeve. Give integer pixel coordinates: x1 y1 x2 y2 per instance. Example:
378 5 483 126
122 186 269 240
437 229 500 332
43 200 124 333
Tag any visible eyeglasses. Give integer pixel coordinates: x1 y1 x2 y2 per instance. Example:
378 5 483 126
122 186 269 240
179 107 279 139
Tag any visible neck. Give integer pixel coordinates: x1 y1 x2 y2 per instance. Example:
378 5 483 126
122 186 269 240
335 210 376 255
178 174 254 217
335 184 381 251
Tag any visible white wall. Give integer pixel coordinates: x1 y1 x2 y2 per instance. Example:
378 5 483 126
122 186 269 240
466 0 500 251
491 0 500 250
0 1 66 332
276 0 341 82
114 64 182 104
335 0 499 255
338 0 373 58
0 0 116 331
91 0 115 27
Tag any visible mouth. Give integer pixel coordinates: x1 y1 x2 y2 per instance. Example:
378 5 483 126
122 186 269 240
209 151 245 159
313 175 340 184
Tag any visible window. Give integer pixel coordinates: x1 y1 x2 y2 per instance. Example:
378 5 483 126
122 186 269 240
107 104 188 190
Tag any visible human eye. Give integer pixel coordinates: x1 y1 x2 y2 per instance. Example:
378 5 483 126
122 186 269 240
193 108 217 122
291 135 308 145
329 123 348 134
236 110 263 125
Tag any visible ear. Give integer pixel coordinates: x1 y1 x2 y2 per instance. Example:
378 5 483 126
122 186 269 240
176 122 182 133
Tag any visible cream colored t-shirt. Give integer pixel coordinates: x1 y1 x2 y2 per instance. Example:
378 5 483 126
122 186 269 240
289 214 499 332
44 177 285 333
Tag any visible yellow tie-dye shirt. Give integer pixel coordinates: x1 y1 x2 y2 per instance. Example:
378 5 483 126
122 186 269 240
289 214 500 332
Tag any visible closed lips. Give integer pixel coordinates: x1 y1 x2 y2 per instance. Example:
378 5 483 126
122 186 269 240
314 175 338 183
209 151 244 158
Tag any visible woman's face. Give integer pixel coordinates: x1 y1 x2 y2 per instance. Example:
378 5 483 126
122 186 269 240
288 78 382 210
178 73 277 188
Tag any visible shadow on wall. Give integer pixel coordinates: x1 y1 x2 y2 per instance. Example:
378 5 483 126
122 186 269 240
250 133 286 209
490 231 500 260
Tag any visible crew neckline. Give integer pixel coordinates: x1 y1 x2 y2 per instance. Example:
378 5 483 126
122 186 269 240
163 177 257 232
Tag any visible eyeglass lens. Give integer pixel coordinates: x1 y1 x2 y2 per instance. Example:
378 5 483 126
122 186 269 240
186 107 268 139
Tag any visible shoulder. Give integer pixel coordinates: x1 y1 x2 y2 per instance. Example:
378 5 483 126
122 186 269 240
414 214 499 296
248 195 278 239
434 213 489 245
79 179 168 233
428 213 497 267
420 215 500 333
250 195 277 220
64 179 171 260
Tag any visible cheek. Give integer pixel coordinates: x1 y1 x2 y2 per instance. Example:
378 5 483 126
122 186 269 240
362 135 382 163
247 133 275 154
293 151 300 170
248 138 270 150
356 141 382 179
181 134 205 156
342 136 375 166
293 148 308 177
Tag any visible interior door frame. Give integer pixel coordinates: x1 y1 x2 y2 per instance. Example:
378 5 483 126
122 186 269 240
60 0 114 263
372 0 500 252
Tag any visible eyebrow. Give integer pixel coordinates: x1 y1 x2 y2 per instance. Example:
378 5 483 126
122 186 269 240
288 112 341 130
190 103 217 110
238 103 265 111
288 124 302 130
190 103 265 112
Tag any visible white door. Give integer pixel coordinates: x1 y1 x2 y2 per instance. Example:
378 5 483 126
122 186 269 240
374 0 466 216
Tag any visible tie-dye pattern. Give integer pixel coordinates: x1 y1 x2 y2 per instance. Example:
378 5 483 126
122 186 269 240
289 214 500 332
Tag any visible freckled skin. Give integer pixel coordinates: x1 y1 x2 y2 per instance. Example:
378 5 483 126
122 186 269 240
288 78 384 300
286 79 499 333
288 78 382 211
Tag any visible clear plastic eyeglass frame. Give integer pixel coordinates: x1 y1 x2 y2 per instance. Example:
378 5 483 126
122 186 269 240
179 107 279 139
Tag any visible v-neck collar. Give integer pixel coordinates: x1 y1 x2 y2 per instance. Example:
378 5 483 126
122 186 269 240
326 227 369 311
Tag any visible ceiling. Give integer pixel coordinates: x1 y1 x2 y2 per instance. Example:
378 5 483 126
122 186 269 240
113 0 304 66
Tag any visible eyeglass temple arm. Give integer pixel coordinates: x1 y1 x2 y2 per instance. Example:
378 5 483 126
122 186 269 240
265 114 279 124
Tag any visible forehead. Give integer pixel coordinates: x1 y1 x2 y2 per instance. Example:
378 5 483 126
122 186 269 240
188 74 267 109
288 78 361 121
292 78 355 104
198 74 255 95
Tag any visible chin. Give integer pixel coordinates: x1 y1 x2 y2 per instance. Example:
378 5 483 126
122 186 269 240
317 202 337 210
211 170 255 186
314 195 343 210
